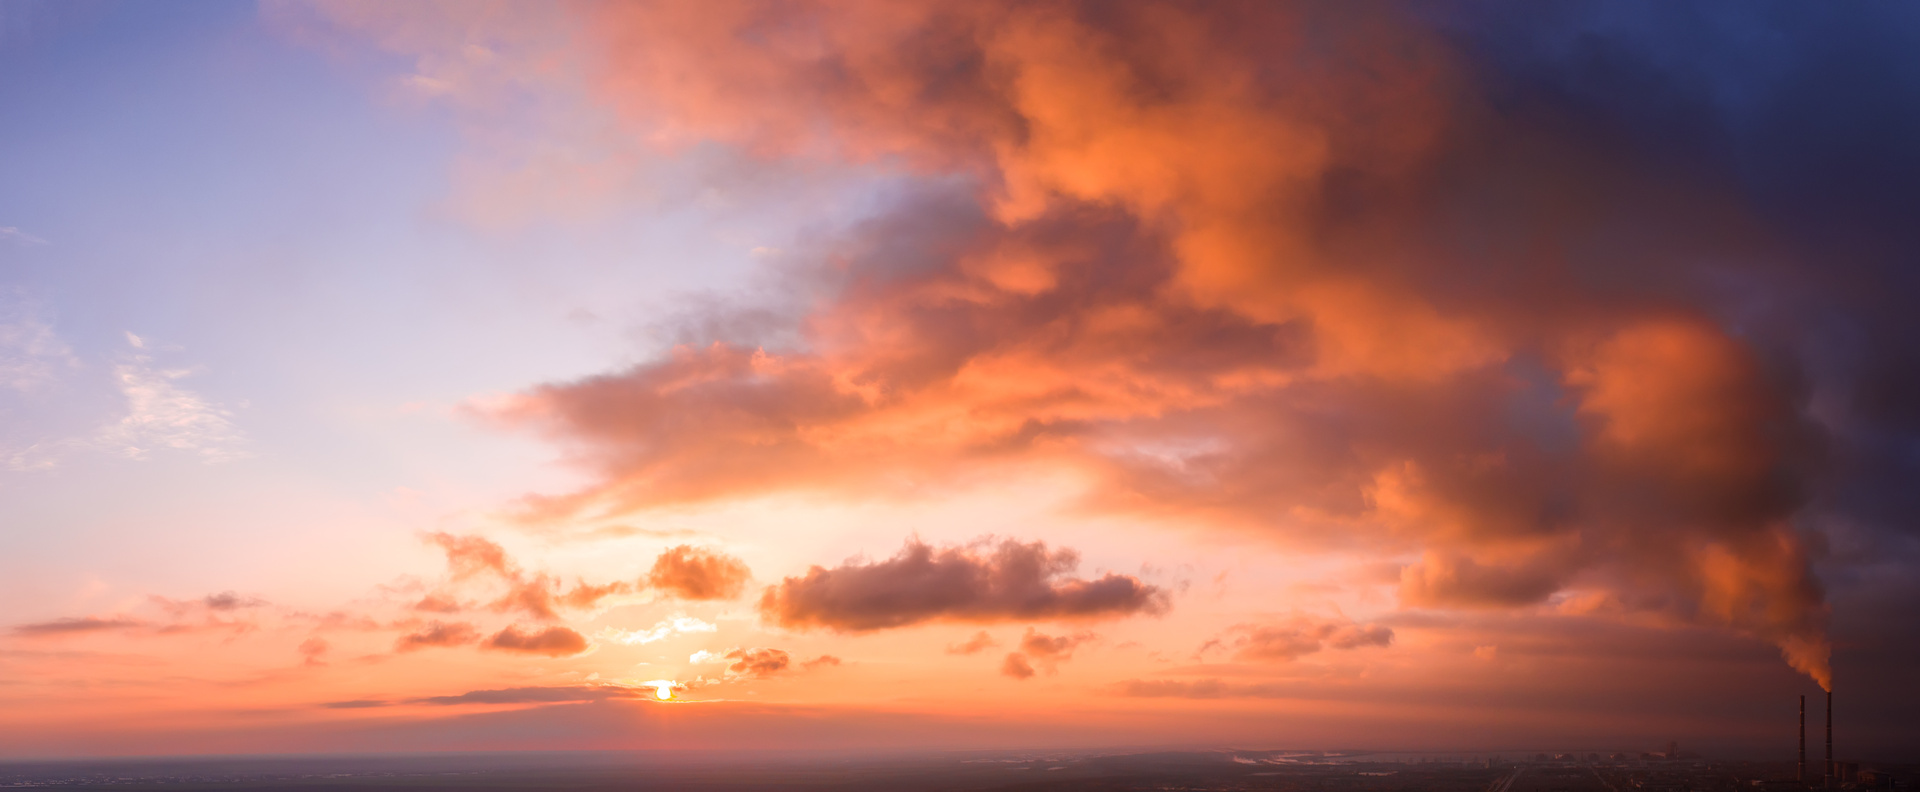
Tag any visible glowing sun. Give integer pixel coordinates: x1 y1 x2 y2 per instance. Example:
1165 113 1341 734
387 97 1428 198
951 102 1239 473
643 680 676 700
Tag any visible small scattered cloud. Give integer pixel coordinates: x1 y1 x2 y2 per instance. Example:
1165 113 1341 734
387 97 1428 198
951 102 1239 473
1198 615 1393 663
1000 628 1095 680
424 532 514 580
298 637 329 666
647 545 751 600
946 630 998 655
482 624 590 656
801 654 841 669
759 537 1170 632
724 647 791 677
412 594 464 613
421 532 636 619
394 621 480 652
201 591 268 611
1000 653 1034 679
602 614 716 645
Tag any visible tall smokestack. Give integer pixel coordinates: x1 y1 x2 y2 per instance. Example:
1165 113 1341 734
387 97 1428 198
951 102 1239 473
1799 694 1806 783
1825 689 1833 787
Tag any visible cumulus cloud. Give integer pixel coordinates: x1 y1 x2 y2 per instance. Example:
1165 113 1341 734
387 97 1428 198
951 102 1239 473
395 621 480 652
758 538 1169 632
724 647 791 677
646 545 751 600
482 624 590 656
1200 615 1393 663
299 0 1920 691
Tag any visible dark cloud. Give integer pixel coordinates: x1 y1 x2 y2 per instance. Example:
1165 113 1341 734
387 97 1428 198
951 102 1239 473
481 625 590 657
758 538 1169 632
1398 555 1566 609
394 621 480 652
11 617 145 637
1000 653 1035 680
647 545 751 600
1200 616 1394 663
725 648 791 677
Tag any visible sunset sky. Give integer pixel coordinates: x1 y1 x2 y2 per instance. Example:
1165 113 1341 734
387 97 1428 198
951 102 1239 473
2 0 1917 760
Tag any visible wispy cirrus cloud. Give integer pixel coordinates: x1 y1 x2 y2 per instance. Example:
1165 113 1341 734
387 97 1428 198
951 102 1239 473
9 332 252 470
0 227 48 246
93 333 247 463
0 296 75 393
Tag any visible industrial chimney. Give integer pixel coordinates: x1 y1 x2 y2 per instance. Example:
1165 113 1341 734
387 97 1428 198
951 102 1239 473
1799 694 1806 783
1825 690 1833 787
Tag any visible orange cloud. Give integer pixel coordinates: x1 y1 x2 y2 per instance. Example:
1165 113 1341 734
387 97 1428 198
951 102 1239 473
999 627 1096 679
319 0 1837 691
394 621 481 652
945 631 998 655
1200 615 1393 663
646 545 752 600
482 624 590 657
724 648 791 678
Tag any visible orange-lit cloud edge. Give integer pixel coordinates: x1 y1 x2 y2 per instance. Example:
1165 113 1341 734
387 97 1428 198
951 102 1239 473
12 0 1915 758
